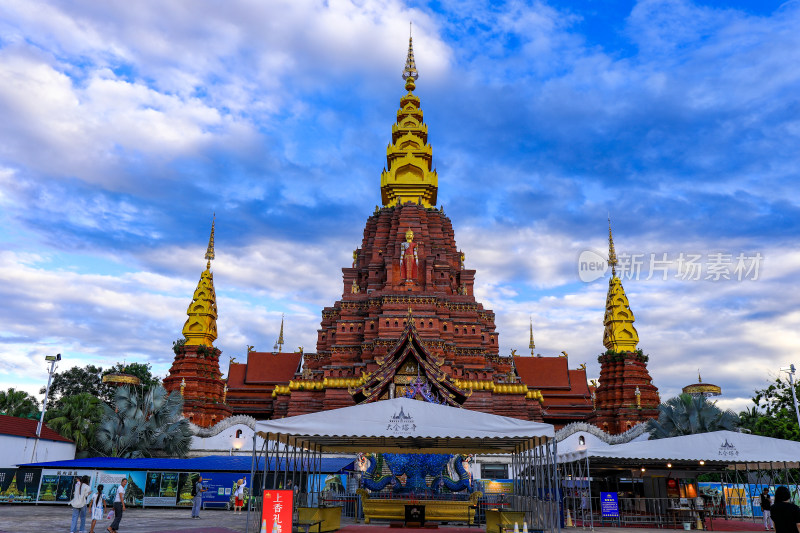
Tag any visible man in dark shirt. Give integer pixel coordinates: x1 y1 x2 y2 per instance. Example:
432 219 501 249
770 486 800 533
763 488 774 530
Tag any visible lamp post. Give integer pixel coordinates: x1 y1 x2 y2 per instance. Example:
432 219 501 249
780 364 800 430
31 353 61 462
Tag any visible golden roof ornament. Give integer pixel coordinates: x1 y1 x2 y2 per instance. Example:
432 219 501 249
602 221 640 351
276 314 285 352
529 317 536 355
683 369 722 397
182 217 219 347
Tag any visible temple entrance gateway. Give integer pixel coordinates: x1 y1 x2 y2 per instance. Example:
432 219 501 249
246 398 560 533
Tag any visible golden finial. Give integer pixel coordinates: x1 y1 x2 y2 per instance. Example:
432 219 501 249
276 314 285 352
205 214 215 270
698 370 702 383
529 317 535 355
608 216 617 277
402 23 418 82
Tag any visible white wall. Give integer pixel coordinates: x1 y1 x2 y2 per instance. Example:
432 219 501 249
2 434 76 468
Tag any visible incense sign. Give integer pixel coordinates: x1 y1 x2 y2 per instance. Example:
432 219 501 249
261 489 293 533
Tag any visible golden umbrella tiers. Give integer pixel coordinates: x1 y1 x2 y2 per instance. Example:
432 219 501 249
102 373 142 386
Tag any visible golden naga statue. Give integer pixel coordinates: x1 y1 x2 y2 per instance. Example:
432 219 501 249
400 229 418 280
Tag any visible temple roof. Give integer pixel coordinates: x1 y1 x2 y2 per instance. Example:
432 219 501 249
515 356 572 389
351 315 469 406
227 352 303 386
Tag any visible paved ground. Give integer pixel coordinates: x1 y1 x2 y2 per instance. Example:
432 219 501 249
0 505 249 533
0 506 769 533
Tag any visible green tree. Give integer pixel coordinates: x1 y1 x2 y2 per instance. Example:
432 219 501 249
41 364 105 404
44 393 103 455
42 363 161 405
648 393 739 439
0 388 40 419
738 377 800 441
94 384 191 458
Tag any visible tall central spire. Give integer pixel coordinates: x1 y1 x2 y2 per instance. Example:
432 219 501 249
402 25 418 81
602 221 639 351
380 33 438 208
182 217 219 347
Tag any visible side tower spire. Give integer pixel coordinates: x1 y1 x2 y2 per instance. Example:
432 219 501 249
380 33 438 207
595 220 658 434
164 216 231 428
602 220 638 351
182 217 219 347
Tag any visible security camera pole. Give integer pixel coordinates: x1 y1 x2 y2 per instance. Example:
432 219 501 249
31 353 61 462
780 364 800 430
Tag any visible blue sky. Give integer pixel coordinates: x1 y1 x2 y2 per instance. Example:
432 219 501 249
1 0 799 413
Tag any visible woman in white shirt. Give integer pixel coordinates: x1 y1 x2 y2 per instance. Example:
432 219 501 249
70 475 91 533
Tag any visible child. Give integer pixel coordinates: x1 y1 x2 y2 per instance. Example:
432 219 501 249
234 478 246 513
89 484 106 533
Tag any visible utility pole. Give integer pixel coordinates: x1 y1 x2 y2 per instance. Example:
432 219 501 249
780 364 800 430
31 353 60 462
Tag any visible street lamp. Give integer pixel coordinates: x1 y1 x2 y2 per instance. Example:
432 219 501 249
780 364 800 430
32 353 61 462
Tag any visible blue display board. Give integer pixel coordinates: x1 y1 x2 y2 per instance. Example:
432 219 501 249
601 492 619 518
199 472 250 507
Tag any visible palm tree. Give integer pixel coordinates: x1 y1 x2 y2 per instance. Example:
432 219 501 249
95 384 191 458
648 393 739 439
45 393 103 453
0 388 40 419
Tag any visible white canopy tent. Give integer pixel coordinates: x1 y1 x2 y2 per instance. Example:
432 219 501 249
246 398 560 533
253 397 555 453
557 431 800 530
559 430 800 467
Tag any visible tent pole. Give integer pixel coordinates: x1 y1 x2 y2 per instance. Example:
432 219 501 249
246 430 259 533
586 456 593 532
273 434 280 490
283 434 290 490
554 439 562 533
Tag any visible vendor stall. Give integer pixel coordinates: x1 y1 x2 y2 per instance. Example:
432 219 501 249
558 430 800 530
246 397 558 533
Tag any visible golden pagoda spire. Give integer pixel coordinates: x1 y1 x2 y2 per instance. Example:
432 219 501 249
602 221 639 352
608 216 617 277
182 217 218 347
276 314 285 352
380 32 438 208
205 213 215 268
528 317 536 355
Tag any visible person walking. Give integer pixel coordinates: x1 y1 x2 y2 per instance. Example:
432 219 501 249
191 475 206 519
70 475 91 533
762 488 774 530
770 486 800 533
107 477 127 533
88 484 106 533
234 478 246 514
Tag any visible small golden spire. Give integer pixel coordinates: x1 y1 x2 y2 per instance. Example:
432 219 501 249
205 214 215 270
276 314 285 352
528 317 535 355
608 216 617 277
698 370 702 383
403 23 418 81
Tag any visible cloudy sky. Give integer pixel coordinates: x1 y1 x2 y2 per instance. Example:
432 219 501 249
1 0 799 413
